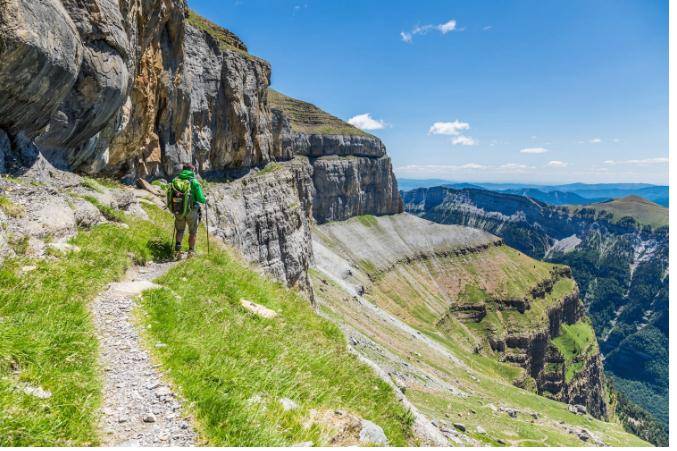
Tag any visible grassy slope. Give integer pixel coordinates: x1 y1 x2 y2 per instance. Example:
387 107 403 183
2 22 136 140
2 194 412 445
0 203 172 446
312 219 648 446
268 89 372 137
568 195 668 228
139 249 412 446
552 322 598 382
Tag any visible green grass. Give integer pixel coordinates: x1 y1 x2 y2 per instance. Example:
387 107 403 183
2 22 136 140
0 204 174 445
0 196 24 218
355 214 378 228
186 9 264 62
139 250 413 446
552 322 597 361
568 196 668 229
81 196 125 222
268 89 372 137
256 162 283 176
457 284 489 305
552 321 597 382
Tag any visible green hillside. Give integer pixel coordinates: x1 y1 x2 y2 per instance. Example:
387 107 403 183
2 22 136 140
311 215 649 447
268 89 371 137
0 196 411 445
569 196 668 228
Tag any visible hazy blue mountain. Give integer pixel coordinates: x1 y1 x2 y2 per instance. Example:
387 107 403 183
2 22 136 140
501 188 609 205
397 179 668 206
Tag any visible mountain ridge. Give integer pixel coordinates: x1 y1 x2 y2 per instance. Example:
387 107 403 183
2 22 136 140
402 185 669 444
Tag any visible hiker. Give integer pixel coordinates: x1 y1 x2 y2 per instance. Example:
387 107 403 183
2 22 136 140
167 163 206 255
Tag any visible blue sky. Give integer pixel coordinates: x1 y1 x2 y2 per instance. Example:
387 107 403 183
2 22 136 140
190 0 668 184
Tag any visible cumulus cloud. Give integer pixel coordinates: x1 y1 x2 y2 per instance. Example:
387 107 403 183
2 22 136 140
429 120 476 146
428 120 470 136
589 138 602 143
483 25 493 31
452 135 477 146
347 113 386 130
546 160 568 168
401 19 459 43
603 157 668 165
519 147 549 154
438 20 457 34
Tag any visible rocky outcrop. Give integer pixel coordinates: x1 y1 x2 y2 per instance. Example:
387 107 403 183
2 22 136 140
565 353 608 419
1 4 402 291
269 90 402 223
206 158 314 294
311 155 401 223
445 266 607 419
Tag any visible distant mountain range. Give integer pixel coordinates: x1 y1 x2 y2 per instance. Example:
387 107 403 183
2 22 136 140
397 179 669 207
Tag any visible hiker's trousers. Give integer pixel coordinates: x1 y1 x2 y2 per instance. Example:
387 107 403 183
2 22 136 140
174 206 201 240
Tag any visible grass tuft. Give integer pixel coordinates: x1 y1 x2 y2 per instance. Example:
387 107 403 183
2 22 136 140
82 196 125 222
0 196 24 218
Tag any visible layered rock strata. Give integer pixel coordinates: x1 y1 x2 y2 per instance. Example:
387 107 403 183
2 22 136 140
1 4 401 288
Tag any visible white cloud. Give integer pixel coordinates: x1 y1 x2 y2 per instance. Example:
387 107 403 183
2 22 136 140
428 120 470 136
401 18 459 42
500 163 532 170
604 157 668 165
452 135 477 146
347 113 386 130
546 160 568 168
519 147 549 154
482 25 493 31
395 163 535 176
437 20 457 34
428 120 476 146
589 138 602 144
461 163 485 169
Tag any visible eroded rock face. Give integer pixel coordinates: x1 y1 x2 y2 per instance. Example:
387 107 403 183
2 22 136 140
35 0 132 153
0 2 403 294
311 155 402 223
0 0 84 136
207 158 314 294
183 23 274 173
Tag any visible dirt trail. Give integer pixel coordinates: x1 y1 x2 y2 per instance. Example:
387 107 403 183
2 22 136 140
91 261 197 446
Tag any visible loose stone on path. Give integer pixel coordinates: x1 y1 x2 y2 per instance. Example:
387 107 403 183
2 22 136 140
91 261 197 446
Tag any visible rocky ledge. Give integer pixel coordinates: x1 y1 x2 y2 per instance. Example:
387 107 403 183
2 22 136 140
1 3 402 292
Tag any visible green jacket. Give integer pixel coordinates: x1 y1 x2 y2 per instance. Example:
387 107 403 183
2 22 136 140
177 169 206 204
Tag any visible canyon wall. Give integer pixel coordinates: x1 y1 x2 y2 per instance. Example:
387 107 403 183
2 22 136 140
0 1 400 288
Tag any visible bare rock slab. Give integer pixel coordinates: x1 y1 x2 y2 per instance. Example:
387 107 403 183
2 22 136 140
240 299 278 319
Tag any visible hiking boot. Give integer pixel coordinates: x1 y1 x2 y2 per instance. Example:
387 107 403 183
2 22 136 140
187 249 196 258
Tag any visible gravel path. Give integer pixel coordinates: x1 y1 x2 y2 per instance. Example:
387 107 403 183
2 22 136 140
92 261 198 446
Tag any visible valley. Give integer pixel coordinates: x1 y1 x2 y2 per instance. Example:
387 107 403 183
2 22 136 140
0 0 661 447
403 185 669 444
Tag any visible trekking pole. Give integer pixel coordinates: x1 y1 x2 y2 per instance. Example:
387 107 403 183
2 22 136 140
205 201 210 256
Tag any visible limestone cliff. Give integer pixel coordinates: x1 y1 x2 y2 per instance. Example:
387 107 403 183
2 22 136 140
268 89 402 223
0 3 401 288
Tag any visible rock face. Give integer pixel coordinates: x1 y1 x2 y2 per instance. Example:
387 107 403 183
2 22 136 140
207 159 314 293
403 185 668 426
0 5 401 290
268 90 402 223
